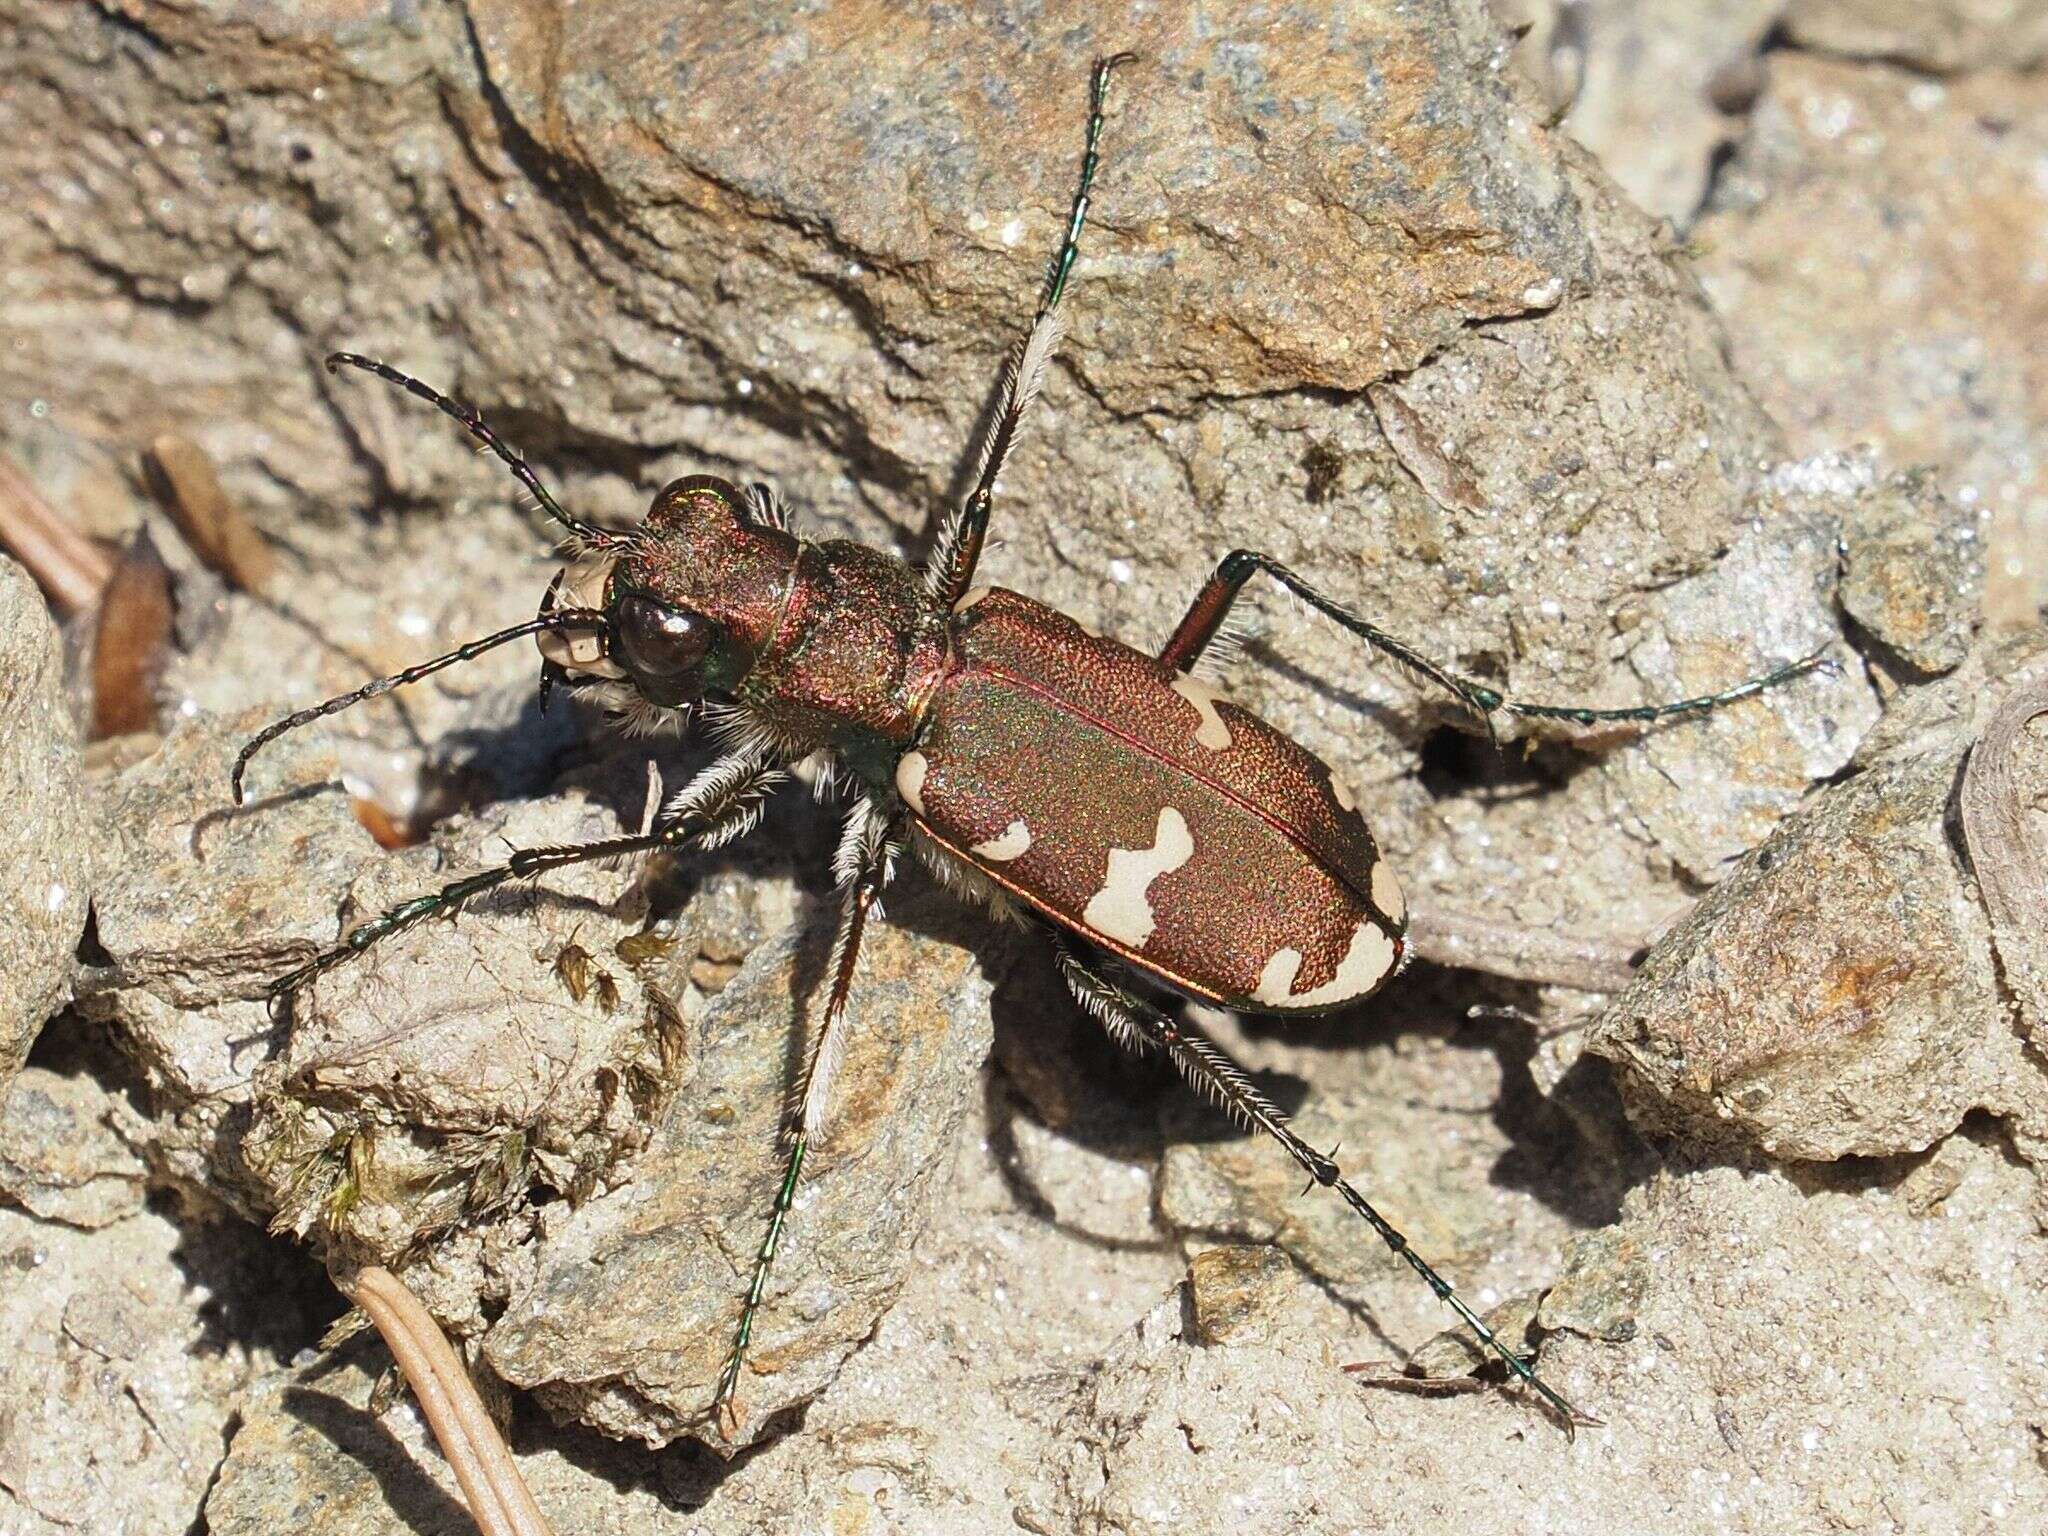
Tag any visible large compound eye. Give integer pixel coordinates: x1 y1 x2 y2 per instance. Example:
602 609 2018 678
614 592 714 692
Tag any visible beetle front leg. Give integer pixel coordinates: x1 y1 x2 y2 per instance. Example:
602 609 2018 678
927 54 1133 609
1158 548 1829 736
1048 932 1600 1438
266 746 783 1001
714 800 903 1431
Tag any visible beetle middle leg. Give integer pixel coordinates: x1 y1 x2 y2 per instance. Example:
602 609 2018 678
263 745 783 1000
1049 931 1600 1436
713 799 904 1429
1158 547 1830 736
926 52 1135 609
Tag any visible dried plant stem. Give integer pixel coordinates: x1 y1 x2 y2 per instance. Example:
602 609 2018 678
1407 907 1644 993
1961 669 2048 1031
344 1267 557 1536
144 434 275 592
0 450 111 615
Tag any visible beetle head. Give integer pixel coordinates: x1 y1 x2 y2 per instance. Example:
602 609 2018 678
536 474 797 715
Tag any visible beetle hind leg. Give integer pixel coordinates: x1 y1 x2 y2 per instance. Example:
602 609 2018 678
1159 548 1831 739
1049 932 1600 1438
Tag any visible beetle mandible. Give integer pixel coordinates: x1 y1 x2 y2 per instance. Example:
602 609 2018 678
231 56 1824 1435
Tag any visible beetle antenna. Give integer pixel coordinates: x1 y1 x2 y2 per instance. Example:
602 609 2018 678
231 608 607 804
324 352 620 548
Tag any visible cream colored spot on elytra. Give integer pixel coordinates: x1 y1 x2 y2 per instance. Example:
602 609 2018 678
1328 771 1357 812
1082 807 1194 949
896 751 929 815
971 819 1032 861
1169 676 1233 751
1370 861 1406 926
954 585 994 613
1250 920 1398 1009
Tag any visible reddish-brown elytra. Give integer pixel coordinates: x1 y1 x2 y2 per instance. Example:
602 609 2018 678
231 56 1825 1439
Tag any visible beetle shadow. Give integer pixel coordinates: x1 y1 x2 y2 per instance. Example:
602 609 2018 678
1231 959 1655 1233
1238 638 1418 744
282 1369 476 1536
1245 641 1681 808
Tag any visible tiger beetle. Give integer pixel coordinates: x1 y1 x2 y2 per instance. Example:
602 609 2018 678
230 56 1825 1438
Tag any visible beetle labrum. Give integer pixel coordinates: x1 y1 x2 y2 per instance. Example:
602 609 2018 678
231 57 1824 1436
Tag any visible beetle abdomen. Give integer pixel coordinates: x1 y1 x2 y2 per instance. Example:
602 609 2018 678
899 588 1406 1013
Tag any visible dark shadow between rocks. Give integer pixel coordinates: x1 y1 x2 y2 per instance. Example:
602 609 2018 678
1231 958 1652 1233
160 1186 344 1365
531 1400 801 1515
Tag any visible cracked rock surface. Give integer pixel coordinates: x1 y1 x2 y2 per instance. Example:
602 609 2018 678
2 2 2043 1532
0 556 90 1090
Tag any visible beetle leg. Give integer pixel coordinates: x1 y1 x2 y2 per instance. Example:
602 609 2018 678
1158 548 1832 739
263 745 783 1002
1049 932 1601 1438
927 53 1134 609
714 799 904 1431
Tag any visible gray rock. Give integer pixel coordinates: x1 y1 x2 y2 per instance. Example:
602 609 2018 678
0 1066 147 1229
77 708 436 1220
1696 53 2048 627
1786 0 2048 74
1185 1242 1301 1346
0 1195 305 1535
1537 1222 1647 1342
0 556 90 1089
486 909 990 1449
1551 0 1783 226
1602 471 1880 882
1838 469 1983 675
1591 737 2048 1162
1046 1136 2048 1533
238 784 686 1332
85 708 391 1015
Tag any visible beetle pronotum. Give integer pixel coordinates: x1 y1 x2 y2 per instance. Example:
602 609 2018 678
232 56 1823 1436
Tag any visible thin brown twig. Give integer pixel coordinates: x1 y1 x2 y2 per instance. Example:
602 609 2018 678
90 528 176 739
144 434 274 592
343 1267 557 1536
0 449 111 615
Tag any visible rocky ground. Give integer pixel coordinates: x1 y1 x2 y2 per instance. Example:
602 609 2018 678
2 2 2046 1532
